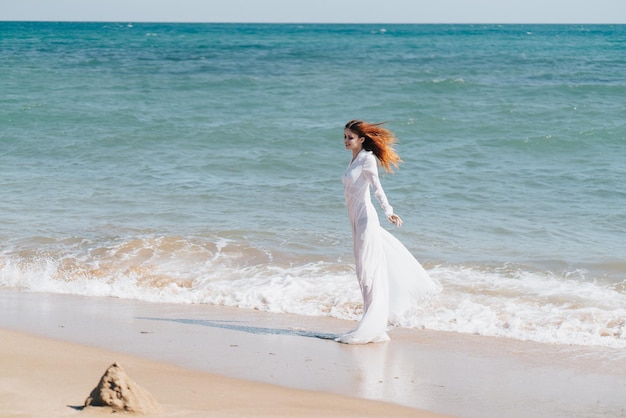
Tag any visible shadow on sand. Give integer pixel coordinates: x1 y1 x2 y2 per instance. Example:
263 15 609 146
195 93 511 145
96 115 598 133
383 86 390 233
136 316 340 340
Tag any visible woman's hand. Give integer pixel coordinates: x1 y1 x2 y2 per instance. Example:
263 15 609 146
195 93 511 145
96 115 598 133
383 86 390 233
388 214 403 227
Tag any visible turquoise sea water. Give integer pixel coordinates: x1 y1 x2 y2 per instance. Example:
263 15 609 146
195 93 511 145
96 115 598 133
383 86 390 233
1 22 625 347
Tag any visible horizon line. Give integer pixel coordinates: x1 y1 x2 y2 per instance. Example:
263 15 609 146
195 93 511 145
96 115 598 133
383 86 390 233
2 20 625 25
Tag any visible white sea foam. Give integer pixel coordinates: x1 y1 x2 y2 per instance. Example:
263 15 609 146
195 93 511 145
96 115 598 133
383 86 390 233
1 237 624 349
420 266 626 348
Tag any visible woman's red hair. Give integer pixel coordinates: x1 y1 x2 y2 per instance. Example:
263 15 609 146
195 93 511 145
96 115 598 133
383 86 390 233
345 120 402 174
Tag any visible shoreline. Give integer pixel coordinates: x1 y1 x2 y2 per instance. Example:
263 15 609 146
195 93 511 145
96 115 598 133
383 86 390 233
1 289 625 417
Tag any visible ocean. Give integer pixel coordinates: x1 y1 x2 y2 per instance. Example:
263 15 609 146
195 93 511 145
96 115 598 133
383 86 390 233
1 22 625 348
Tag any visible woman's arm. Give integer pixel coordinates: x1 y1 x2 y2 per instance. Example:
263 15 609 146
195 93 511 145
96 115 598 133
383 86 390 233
363 153 402 226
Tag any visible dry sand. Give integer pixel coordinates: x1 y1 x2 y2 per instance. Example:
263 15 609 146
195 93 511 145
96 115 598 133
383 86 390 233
1 289 625 417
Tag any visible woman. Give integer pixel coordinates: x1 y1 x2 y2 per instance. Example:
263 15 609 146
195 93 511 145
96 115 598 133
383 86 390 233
338 120 441 344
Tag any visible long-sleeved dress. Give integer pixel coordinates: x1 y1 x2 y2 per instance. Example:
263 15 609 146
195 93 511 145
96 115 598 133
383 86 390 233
337 149 441 344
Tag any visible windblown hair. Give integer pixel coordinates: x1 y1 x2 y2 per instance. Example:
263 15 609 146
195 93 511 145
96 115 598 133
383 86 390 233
345 120 402 173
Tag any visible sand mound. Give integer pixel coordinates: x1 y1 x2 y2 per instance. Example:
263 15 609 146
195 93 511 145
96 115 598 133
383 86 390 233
84 362 161 414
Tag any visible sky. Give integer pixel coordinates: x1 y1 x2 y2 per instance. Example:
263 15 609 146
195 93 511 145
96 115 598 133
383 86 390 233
1 0 625 24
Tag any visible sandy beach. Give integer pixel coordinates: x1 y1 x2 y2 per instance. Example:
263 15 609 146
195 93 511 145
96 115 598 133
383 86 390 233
1 289 625 417
1 329 440 417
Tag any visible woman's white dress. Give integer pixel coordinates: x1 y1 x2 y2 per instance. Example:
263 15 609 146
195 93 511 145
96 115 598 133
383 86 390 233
337 149 441 344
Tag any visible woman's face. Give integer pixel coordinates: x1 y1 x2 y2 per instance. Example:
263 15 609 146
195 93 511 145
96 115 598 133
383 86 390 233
344 128 364 152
